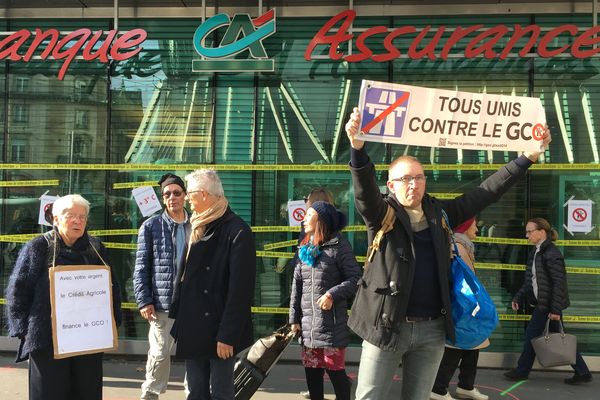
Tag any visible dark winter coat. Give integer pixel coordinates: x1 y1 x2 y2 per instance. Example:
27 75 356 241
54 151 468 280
348 155 531 350
133 210 191 312
6 230 122 362
169 207 256 359
289 234 361 348
513 238 570 315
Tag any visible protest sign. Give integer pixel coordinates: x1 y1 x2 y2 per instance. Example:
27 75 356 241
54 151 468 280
38 194 59 226
132 186 162 217
49 264 118 359
287 200 306 227
358 80 547 152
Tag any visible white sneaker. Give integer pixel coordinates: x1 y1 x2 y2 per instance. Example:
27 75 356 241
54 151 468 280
430 392 456 400
455 387 488 400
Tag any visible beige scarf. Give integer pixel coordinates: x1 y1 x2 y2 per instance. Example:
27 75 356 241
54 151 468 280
188 196 229 246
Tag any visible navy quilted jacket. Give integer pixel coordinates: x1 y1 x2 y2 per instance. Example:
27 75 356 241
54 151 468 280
133 210 190 312
6 230 122 362
289 234 361 348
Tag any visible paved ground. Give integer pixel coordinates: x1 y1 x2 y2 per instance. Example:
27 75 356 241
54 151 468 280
0 352 597 399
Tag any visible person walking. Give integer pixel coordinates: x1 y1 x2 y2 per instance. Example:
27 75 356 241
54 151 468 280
133 173 191 400
344 106 551 400
290 201 362 400
6 194 122 400
504 217 593 385
431 218 488 400
169 169 256 400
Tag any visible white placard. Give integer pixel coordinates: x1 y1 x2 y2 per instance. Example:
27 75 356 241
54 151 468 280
38 195 59 226
49 265 117 358
358 80 547 152
567 199 593 233
287 200 307 227
132 186 162 217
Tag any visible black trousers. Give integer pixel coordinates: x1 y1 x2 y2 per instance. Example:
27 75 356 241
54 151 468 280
432 347 479 395
29 347 103 400
305 367 351 400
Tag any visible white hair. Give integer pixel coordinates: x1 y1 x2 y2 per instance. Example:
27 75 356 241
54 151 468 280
185 169 224 197
52 194 90 217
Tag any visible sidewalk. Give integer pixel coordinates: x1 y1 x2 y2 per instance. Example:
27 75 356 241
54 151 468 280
1 353 597 399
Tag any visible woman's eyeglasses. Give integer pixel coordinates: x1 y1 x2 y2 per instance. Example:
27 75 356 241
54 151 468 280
162 190 183 198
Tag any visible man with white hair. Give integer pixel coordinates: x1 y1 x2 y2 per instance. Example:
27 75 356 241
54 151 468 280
169 169 256 400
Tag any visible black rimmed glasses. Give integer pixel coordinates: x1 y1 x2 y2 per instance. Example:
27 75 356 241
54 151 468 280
389 175 427 185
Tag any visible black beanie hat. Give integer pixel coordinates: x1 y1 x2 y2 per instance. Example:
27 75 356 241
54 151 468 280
311 201 347 232
158 173 186 192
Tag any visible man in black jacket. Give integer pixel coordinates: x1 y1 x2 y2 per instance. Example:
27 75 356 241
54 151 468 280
344 106 550 400
170 169 256 400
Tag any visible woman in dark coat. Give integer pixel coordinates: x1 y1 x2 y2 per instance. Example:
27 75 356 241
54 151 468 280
289 201 362 400
6 194 122 400
504 217 592 385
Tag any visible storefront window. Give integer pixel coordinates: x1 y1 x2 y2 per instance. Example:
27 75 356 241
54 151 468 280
0 14 597 354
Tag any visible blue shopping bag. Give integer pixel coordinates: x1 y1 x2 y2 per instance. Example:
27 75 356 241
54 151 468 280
447 241 499 349
441 210 498 349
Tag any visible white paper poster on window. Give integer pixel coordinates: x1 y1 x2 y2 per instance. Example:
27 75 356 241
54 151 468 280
49 265 118 359
287 200 306 227
358 80 547 152
567 199 593 233
38 194 59 226
132 186 162 217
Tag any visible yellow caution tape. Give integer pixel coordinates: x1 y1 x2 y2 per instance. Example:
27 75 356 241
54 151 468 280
256 251 294 259
251 226 301 233
103 242 137 250
251 306 289 314
121 302 138 310
499 313 600 323
0 234 37 243
565 267 600 275
2 299 599 321
475 262 526 271
1 163 600 172
0 179 59 187
498 314 533 321
88 229 139 236
264 239 298 250
474 237 529 245
429 193 462 199
555 240 600 247
113 182 159 189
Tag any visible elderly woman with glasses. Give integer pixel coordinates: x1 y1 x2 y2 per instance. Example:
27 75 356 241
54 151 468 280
6 194 122 400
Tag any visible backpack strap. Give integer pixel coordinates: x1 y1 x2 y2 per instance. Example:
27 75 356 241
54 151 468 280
441 209 460 258
364 204 396 269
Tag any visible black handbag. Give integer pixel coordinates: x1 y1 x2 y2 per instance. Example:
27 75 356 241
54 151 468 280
530 318 576 367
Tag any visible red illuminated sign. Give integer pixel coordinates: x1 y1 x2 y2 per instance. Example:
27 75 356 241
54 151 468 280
0 28 148 80
305 10 600 62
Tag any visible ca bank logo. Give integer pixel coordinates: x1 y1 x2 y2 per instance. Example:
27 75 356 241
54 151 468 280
192 9 276 72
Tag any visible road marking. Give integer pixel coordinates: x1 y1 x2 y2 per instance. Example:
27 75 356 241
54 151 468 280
500 380 527 396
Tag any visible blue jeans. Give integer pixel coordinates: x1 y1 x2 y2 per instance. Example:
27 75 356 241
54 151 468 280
355 318 446 400
516 307 590 376
185 357 235 400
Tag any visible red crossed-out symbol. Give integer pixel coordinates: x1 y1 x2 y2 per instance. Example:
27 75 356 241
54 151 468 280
572 208 587 222
532 123 546 141
361 91 410 134
292 207 305 222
